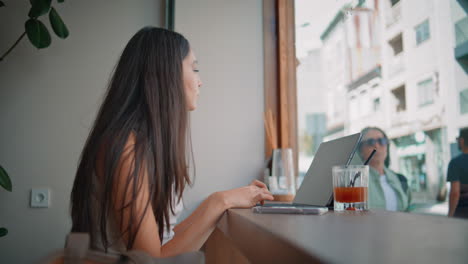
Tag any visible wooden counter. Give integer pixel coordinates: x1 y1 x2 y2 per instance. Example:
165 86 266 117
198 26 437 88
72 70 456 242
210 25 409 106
205 208 468 264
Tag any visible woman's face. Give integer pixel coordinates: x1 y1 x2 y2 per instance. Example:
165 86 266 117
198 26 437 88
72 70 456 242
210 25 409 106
360 129 388 168
182 49 202 111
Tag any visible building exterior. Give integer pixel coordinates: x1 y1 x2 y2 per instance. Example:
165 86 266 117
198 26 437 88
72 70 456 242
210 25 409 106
320 0 381 140
347 66 385 134
297 0 468 203
451 0 468 135
296 49 327 175
345 0 468 202
297 49 326 136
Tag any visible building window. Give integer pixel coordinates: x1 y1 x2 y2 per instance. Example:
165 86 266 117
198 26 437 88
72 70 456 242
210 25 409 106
389 33 403 55
454 17 468 47
418 78 434 107
390 0 400 6
415 19 430 45
461 88 468 114
373 98 381 111
392 85 406 112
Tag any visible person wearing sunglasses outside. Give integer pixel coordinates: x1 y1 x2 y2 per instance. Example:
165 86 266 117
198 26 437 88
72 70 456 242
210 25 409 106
358 127 411 211
447 127 468 218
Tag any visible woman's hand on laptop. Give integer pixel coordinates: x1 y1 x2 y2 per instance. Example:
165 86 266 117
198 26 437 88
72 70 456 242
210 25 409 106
219 180 273 209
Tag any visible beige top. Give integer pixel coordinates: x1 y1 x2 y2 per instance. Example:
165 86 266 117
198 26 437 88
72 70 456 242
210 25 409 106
90 177 184 253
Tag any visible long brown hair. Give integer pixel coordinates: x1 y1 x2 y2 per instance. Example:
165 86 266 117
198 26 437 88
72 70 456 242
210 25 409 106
70 27 193 250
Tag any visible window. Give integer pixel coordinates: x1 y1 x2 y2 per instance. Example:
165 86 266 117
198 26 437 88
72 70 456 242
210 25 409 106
304 113 326 154
461 88 468 114
454 17 468 46
392 85 406 112
292 0 464 212
418 78 434 107
389 33 403 55
263 0 298 173
390 0 400 6
415 19 430 45
373 98 381 111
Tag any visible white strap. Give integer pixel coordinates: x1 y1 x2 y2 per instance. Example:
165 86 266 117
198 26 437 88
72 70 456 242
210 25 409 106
64 233 90 264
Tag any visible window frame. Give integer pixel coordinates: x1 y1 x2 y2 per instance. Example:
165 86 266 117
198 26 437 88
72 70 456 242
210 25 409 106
415 19 430 46
263 0 298 173
417 77 435 107
460 88 468 115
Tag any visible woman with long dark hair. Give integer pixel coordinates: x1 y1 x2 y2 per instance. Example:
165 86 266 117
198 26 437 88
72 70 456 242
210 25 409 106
358 127 411 211
70 27 273 257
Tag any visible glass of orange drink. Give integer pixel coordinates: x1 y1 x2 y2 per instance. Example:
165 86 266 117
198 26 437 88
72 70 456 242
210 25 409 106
333 165 369 211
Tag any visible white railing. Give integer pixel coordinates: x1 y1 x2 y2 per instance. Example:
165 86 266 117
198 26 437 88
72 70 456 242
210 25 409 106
391 111 407 126
389 53 404 78
386 2 402 28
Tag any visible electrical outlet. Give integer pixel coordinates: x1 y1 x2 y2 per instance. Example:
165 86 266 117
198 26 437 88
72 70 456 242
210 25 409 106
30 188 50 208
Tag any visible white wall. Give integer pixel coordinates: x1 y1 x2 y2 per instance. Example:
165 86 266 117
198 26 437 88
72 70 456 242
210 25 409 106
0 1 163 263
174 0 265 218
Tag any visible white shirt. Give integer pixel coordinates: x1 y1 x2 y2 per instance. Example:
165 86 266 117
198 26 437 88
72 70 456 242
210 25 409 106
380 174 398 211
91 176 184 251
162 196 184 245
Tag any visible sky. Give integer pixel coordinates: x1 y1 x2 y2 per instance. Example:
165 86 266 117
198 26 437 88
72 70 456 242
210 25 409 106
295 0 355 58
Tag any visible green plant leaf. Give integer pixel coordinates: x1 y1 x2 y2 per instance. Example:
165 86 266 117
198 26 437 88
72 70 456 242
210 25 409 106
0 166 12 192
0 1 5 7
49 7 69 39
25 19 51 49
28 0 52 18
0 228 8 237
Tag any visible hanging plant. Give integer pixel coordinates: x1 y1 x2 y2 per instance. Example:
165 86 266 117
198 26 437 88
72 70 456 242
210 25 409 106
0 0 69 237
0 0 69 62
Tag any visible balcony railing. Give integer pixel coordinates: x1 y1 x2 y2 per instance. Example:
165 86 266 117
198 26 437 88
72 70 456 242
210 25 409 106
391 111 407 126
386 2 402 28
389 53 404 78
455 16 468 47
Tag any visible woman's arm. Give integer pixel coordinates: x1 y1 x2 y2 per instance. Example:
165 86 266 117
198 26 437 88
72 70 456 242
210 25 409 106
112 135 273 257
111 134 162 256
173 180 269 234
163 180 272 256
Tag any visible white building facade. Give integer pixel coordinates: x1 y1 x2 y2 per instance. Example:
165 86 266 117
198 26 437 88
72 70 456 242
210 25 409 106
346 0 468 202
321 0 381 140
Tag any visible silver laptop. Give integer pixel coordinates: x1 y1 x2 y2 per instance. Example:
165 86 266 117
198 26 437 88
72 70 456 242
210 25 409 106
257 133 362 212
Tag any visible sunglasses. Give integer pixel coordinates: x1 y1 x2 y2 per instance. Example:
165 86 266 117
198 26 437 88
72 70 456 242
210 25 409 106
361 137 389 147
